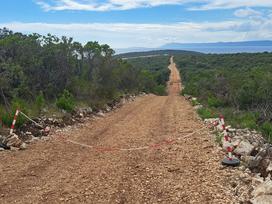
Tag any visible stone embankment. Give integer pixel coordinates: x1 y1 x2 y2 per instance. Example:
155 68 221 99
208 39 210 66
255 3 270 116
185 94 272 204
0 93 146 151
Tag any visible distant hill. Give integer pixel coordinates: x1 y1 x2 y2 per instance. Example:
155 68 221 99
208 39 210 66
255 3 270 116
115 47 155 54
115 49 201 59
160 40 272 53
115 40 272 54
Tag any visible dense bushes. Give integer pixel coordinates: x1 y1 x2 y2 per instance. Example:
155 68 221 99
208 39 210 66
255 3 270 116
125 56 170 95
0 28 168 127
56 90 75 112
176 52 272 142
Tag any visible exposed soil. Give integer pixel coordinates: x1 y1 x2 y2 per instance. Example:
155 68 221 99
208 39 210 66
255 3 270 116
0 57 236 203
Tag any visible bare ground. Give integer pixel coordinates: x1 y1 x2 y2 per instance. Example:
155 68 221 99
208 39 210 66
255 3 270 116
0 57 236 203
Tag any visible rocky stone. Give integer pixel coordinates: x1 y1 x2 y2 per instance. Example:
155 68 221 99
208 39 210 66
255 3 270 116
86 107 93 114
248 155 263 170
19 143 27 150
0 128 9 136
252 195 272 204
96 112 105 117
44 126 50 133
10 146 19 151
120 98 126 105
234 140 254 156
251 180 272 204
249 145 272 178
266 162 272 172
184 94 192 100
193 105 203 110
5 134 23 148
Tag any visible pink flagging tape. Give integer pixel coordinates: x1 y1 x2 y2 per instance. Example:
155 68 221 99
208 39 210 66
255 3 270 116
64 126 207 153
10 109 20 134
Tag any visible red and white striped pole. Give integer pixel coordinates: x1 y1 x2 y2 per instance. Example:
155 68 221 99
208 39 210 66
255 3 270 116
220 114 240 166
10 109 20 135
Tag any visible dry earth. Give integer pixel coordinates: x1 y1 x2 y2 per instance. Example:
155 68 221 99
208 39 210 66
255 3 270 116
0 57 237 203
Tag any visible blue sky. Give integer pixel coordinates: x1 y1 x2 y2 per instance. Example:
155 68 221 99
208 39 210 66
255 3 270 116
1 0 272 48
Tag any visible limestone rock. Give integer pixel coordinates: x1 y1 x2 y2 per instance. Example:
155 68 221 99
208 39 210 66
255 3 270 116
251 180 272 204
234 140 254 156
6 134 23 148
19 143 27 150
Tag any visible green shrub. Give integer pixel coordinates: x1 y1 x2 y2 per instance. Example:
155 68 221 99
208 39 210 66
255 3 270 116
192 99 200 106
56 90 75 112
35 91 45 112
207 96 223 108
236 112 258 130
0 99 28 128
260 122 272 143
153 85 167 96
197 108 216 119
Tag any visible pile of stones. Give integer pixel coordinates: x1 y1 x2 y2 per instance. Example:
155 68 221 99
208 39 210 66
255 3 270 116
0 93 145 151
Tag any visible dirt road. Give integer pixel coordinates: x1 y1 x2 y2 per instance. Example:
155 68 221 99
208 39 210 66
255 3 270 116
0 57 236 203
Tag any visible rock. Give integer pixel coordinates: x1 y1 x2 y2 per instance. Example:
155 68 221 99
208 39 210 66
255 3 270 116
5 134 23 148
184 94 192 100
10 146 19 151
192 97 197 101
234 140 254 156
105 105 111 112
0 128 9 136
96 112 105 117
41 108 48 113
252 195 272 204
41 136 49 141
0 147 5 151
19 143 27 150
241 155 255 165
86 107 93 114
193 105 203 110
249 145 272 178
248 155 263 170
266 162 272 172
251 180 272 204
0 135 6 148
120 98 126 105
228 128 236 133
44 126 50 133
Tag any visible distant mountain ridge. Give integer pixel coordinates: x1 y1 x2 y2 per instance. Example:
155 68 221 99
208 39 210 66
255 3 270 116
161 41 272 49
115 40 272 54
115 50 201 59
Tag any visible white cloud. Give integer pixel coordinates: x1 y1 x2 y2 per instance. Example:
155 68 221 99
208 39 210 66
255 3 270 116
36 0 190 11
1 17 272 48
234 8 262 18
36 0 272 11
190 0 272 10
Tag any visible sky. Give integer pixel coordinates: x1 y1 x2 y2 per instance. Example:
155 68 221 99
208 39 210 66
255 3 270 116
0 0 272 48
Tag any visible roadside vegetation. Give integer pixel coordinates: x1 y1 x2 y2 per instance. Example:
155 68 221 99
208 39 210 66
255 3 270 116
175 53 272 142
124 50 272 142
124 56 170 96
0 28 169 128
